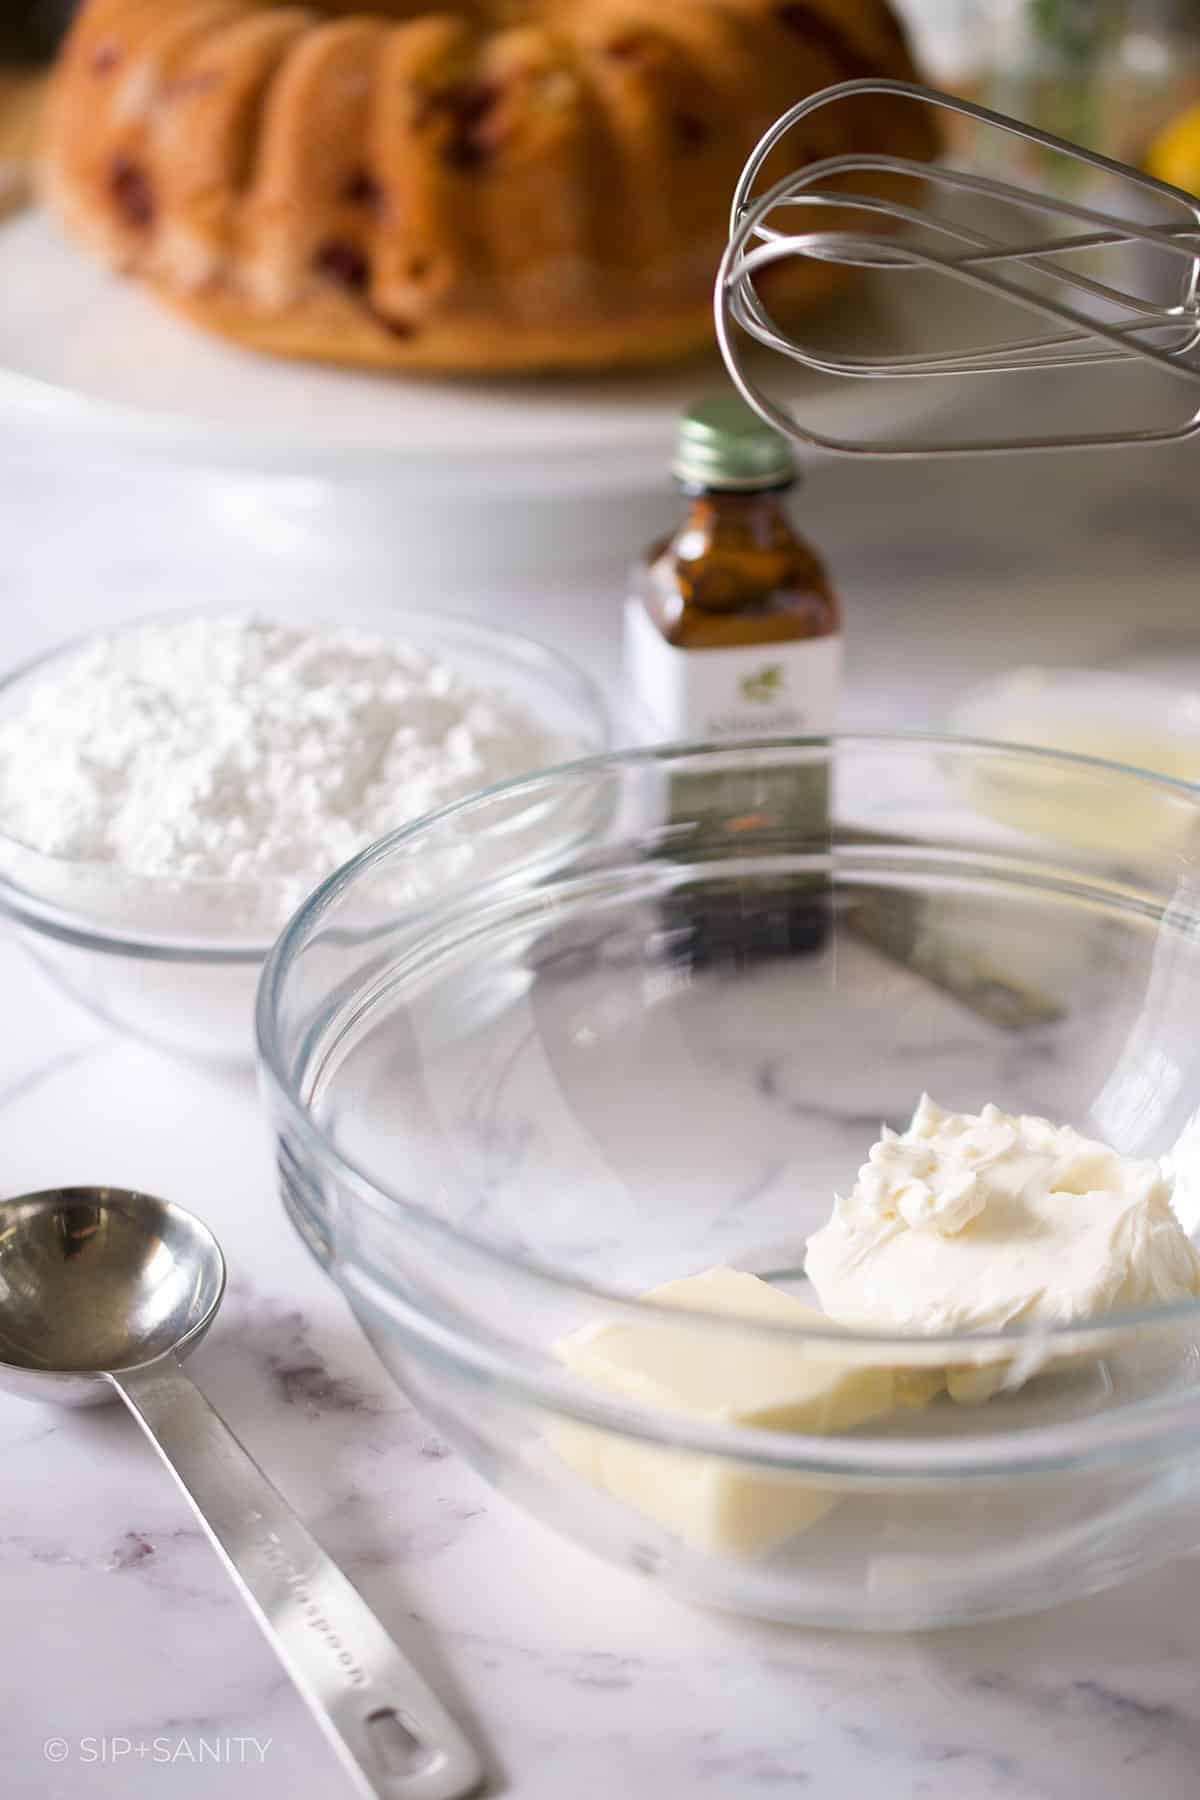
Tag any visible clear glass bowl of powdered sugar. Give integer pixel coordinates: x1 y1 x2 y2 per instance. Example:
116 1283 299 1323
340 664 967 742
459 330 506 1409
0 608 609 1062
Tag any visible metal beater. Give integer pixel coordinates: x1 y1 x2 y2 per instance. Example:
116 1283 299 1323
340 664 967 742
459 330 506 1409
716 79 1200 455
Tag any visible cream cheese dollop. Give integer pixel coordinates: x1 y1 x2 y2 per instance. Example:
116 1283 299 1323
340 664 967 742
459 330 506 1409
806 1095 1200 1335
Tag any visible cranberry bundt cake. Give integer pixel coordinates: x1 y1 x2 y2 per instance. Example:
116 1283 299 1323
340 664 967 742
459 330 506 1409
41 0 936 373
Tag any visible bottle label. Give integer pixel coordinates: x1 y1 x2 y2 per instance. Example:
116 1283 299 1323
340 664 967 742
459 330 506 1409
624 598 842 741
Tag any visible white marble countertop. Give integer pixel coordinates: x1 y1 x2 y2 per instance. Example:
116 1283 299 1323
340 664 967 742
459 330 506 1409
7 419 1200 1800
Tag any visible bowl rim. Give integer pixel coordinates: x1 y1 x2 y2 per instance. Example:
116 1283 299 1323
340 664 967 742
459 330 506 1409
256 729 1200 1400
0 602 611 957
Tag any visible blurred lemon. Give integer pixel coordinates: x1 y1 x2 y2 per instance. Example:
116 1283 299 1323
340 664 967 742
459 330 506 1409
1146 101 1200 195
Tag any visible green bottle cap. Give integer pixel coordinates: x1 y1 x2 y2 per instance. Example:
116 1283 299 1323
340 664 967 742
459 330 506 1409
671 393 796 491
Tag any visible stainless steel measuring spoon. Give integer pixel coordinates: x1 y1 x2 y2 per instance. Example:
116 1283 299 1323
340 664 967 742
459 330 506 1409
0 1186 483 1800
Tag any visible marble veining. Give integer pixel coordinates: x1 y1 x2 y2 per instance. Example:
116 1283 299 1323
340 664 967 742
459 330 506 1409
225 1291 397 1421
7 430 1200 1796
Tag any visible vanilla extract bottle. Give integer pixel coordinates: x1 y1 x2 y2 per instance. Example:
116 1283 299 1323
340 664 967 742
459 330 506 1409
624 395 843 965
626 393 842 741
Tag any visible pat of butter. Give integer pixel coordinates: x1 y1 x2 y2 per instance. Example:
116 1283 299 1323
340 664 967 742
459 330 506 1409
550 1267 933 1556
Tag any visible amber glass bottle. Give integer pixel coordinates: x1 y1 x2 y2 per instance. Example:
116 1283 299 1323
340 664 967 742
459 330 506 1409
626 394 841 743
625 395 842 966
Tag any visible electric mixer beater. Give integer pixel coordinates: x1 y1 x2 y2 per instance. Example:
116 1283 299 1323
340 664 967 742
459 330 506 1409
716 79 1200 456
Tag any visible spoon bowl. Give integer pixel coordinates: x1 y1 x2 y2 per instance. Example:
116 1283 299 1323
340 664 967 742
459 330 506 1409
0 1187 224 1407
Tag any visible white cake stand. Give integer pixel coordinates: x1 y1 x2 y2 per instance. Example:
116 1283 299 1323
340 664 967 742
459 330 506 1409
1 208 965 496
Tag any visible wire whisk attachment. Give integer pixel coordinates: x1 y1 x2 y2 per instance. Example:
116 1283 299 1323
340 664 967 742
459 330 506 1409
716 80 1200 456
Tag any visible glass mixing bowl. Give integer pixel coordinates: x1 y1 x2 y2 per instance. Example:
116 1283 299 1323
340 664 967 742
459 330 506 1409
258 736 1200 1629
0 608 608 1063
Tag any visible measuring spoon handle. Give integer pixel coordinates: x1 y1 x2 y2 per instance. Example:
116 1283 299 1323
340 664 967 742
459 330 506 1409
114 1362 484 1800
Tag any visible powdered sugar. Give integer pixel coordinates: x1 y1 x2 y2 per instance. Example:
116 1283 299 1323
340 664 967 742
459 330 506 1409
0 613 563 924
